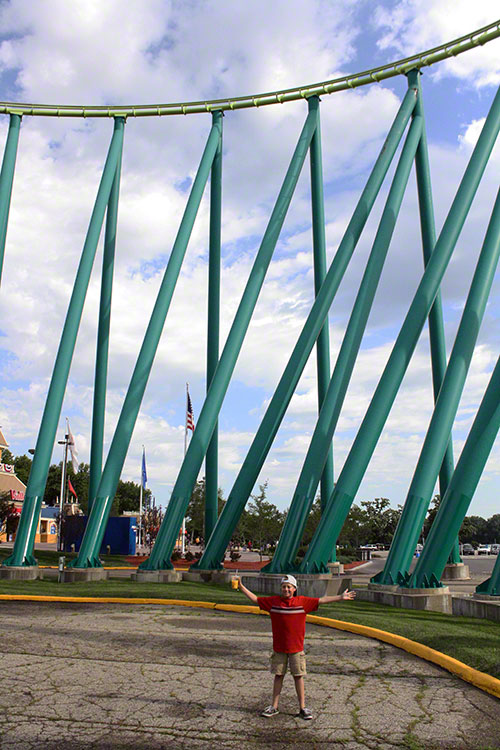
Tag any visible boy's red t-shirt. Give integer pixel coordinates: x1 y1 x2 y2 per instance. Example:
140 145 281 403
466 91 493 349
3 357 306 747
256 595 319 653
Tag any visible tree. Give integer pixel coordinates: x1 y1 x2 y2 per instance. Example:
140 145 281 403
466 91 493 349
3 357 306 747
486 514 500 544
13 454 32 485
360 497 401 546
1 448 15 465
44 462 63 505
185 478 225 543
338 503 367 549
244 483 285 560
465 515 489 545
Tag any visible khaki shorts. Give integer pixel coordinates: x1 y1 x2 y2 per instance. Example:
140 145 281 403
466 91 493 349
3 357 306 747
270 650 306 676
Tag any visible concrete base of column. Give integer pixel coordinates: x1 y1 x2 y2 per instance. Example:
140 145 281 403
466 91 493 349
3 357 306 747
133 569 182 583
0 566 40 580
62 568 108 583
357 584 452 613
441 563 470 580
451 594 500 622
181 569 261 586
328 562 345 575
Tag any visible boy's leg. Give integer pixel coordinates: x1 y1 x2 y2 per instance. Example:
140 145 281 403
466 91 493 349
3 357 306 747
272 674 285 708
293 675 305 710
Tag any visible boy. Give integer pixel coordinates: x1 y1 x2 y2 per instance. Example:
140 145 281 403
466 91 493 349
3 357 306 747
237 574 356 720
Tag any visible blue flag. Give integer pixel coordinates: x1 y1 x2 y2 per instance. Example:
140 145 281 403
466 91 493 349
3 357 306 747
141 447 147 489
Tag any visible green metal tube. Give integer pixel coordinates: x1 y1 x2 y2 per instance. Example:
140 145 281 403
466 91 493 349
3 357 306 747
309 97 334 517
395 186 500 587
265 114 423 574
195 88 418 572
0 113 21 286
301 85 500 573
205 111 223 541
410 70 458 565
2 118 125 567
140 104 320 571
70 117 222 568
88 151 123 513
405 354 500 591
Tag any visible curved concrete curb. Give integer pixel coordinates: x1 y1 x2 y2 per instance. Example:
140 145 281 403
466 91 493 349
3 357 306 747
1 594 498 700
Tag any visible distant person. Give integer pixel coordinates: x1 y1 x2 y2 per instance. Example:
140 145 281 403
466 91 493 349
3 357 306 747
237 574 356 720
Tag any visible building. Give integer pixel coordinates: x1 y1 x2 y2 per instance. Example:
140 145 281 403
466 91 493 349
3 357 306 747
0 428 57 544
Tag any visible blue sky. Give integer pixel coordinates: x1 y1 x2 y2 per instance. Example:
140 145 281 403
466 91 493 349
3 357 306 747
0 0 499 520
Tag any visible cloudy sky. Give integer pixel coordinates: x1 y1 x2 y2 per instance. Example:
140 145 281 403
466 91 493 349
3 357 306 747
0 0 499 520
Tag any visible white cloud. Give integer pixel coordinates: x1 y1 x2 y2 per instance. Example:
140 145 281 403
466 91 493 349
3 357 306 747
374 1 500 88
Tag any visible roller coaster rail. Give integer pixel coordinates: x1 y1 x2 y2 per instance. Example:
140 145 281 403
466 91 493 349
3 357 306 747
0 19 498 119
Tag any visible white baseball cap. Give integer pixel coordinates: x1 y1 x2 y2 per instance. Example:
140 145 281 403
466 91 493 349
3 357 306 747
281 574 297 589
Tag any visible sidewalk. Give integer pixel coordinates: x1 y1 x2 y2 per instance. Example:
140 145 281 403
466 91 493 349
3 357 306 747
0 600 498 749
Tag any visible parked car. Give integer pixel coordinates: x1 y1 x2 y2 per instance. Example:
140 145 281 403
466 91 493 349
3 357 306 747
477 544 491 555
490 544 500 555
461 544 475 555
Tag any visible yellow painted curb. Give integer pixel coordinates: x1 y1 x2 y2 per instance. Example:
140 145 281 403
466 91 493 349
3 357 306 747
1 595 498 700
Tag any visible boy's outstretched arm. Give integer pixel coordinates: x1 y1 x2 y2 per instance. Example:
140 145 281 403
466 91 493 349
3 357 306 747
238 580 259 605
318 589 356 605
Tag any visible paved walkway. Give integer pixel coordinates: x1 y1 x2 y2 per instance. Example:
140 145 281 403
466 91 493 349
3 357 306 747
1 601 499 749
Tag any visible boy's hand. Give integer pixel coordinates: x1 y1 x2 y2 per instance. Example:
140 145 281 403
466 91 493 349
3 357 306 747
341 589 356 600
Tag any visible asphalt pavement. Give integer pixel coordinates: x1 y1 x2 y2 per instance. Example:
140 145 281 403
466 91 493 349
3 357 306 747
1 600 499 750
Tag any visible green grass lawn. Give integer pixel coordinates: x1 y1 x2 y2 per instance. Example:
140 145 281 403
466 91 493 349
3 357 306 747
0 574 499 679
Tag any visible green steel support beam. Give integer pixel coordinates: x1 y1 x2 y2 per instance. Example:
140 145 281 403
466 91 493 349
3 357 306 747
2 117 125 567
70 116 222 569
140 104 320 571
0 113 21 287
399 185 500 587
376 183 500 586
265 112 423 574
405 353 500 592
88 150 123 513
300 85 500 574
309 97 335 518
410 70 458 565
195 88 418 572
205 111 223 541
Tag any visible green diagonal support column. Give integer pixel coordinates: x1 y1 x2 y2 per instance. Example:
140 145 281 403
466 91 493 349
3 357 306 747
376 185 500 586
410 70 458 565
140 104 320 572
205 111 223 542
309 97 334 516
2 117 125 567
265 112 423 574
397 186 500 587
405 354 500 591
70 116 222 569
301 85 500 574
88 150 123 514
0 113 21 287
195 88 418 572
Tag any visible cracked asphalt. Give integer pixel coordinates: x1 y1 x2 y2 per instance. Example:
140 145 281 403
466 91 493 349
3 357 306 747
0 601 499 750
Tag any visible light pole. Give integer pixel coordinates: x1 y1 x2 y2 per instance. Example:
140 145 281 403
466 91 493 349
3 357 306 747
57 434 70 552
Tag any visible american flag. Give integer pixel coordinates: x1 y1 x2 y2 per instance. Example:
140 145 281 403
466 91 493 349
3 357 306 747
186 386 195 432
